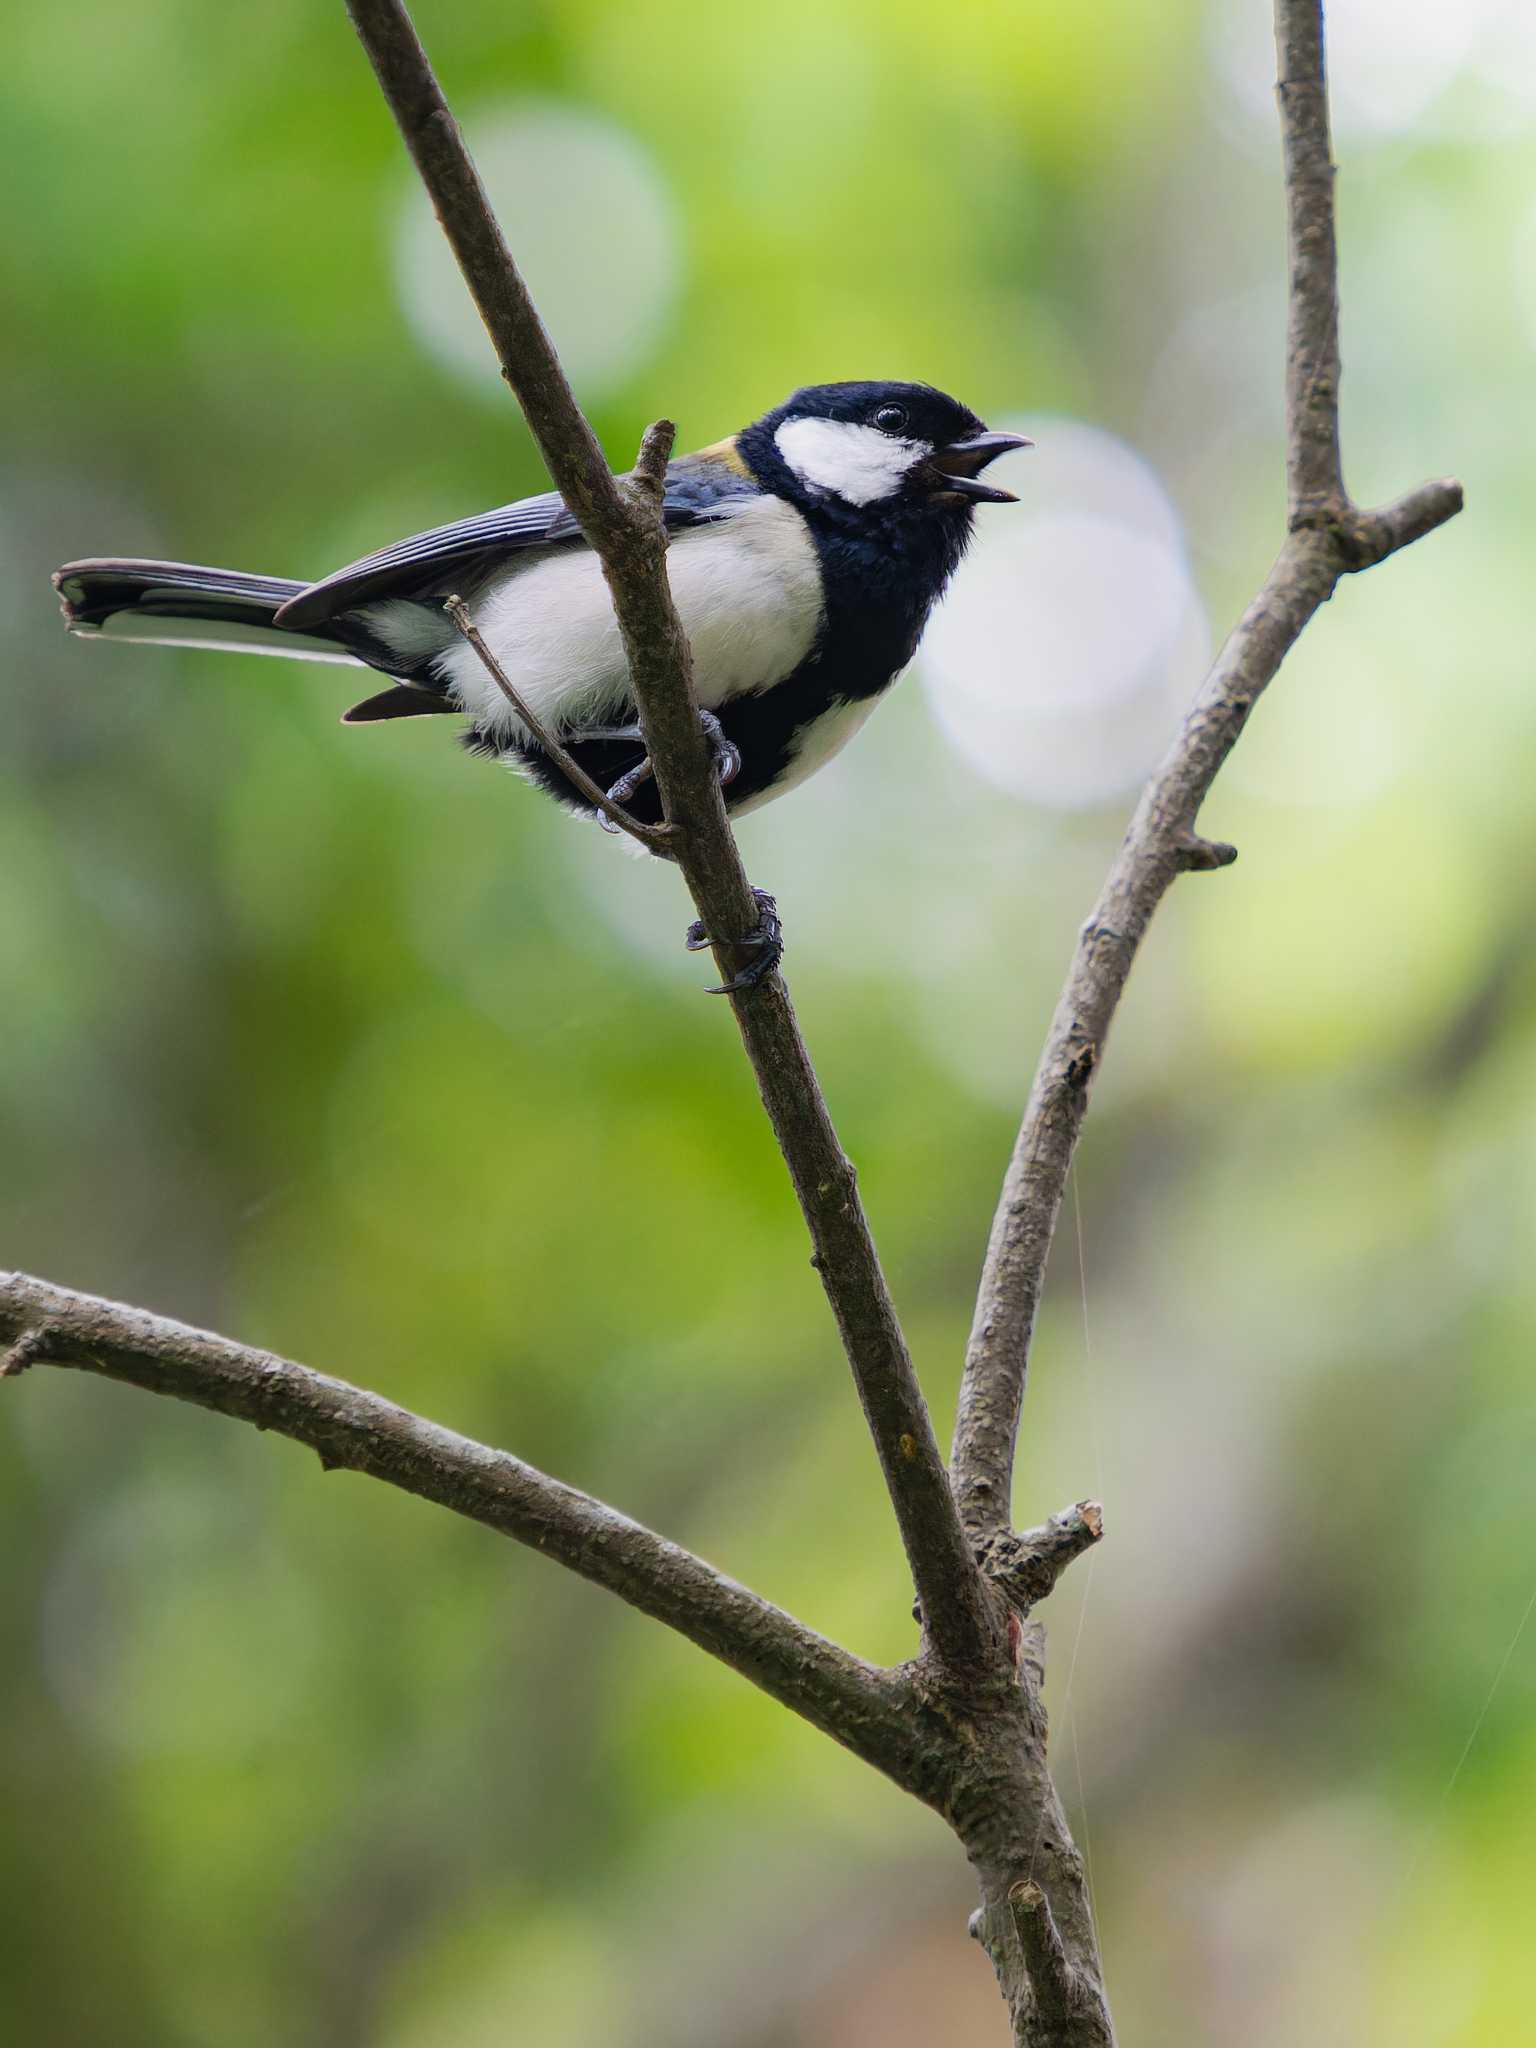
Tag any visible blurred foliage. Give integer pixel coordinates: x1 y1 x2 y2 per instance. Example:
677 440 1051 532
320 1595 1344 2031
3 0 1534 2043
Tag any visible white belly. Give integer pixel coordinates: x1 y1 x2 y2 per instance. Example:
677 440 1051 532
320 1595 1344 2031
731 692 886 816
424 493 825 740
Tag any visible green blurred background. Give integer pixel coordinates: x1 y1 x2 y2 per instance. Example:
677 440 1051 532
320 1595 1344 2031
3 0 1533 2040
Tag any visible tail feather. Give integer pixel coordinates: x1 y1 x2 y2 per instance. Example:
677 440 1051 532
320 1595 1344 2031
342 684 456 723
53 558 365 668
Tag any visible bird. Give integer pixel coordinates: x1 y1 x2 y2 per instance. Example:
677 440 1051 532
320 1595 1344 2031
53 379 1028 988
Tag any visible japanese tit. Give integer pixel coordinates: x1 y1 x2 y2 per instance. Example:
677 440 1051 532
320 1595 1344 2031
54 380 1028 831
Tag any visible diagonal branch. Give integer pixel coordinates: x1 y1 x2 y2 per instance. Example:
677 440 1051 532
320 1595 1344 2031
978 1502 1104 1616
441 591 670 850
0 1270 919 1772
343 0 996 1677
950 0 1463 1541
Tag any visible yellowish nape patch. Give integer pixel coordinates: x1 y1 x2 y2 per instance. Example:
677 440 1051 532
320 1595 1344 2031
687 436 751 476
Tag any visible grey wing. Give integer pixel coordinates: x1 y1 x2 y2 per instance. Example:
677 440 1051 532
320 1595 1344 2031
275 457 760 632
275 491 575 629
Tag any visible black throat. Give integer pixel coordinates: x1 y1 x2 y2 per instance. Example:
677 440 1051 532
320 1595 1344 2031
736 418 976 702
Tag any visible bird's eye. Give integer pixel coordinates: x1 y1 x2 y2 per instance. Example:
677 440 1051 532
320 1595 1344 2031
872 404 909 434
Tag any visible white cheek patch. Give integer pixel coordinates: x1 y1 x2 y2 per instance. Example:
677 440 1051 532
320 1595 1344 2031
774 417 929 506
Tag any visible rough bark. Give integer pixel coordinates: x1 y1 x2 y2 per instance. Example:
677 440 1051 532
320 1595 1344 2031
344 0 997 1682
9 2 1465 2043
948 1 1461 1549
0 1271 918 1772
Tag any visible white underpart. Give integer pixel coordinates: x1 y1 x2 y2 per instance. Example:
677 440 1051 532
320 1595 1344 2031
355 598 450 668
730 692 883 817
773 417 930 506
81 612 363 666
424 492 825 740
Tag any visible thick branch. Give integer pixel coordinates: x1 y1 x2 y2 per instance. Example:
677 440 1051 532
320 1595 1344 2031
1007 1882 1109 2048
344 0 995 1677
0 1270 921 1772
949 0 1464 1543
958 1699 1115 2048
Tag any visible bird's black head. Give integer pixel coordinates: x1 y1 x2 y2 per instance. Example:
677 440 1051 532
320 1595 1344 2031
736 380 1030 520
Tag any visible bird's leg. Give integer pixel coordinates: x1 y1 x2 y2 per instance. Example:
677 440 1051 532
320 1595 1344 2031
695 708 743 792
684 887 783 996
575 709 771 990
590 711 742 833
602 740 656 813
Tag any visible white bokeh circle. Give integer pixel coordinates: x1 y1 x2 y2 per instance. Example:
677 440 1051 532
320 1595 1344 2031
394 99 682 401
920 417 1209 810
1210 0 1536 146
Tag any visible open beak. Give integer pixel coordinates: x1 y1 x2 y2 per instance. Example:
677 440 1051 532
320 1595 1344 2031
928 429 1033 503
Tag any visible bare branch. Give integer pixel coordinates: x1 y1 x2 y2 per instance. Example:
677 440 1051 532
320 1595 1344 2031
1351 479 1466 563
949 0 1464 1544
339 0 758 976
628 417 677 504
0 1269 927 1770
1 1325 51 1378
441 594 672 852
1007 1883 1107 2048
961 1723 1115 2048
20 10 1466 2046
979 1502 1103 1616
343 0 996 1676
1277 0 1344 519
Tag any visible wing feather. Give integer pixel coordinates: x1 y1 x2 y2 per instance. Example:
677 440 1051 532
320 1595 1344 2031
275 454 759 631
275 494 571 629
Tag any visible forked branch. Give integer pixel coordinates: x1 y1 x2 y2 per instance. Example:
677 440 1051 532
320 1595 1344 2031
10 4 1468 2045
948 0 1463 1543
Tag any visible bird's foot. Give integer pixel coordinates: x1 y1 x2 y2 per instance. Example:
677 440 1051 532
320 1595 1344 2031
602 748 654 814
596 709 741 833
685 886 783 996
697 708 743 792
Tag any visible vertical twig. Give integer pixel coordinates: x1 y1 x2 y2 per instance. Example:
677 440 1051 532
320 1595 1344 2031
1276 0 1345 519
948 0 1462 1545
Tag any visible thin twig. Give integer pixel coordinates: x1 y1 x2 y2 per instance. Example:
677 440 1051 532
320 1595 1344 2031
628 418 676 504
18 7 1467 2045
343 0 996 1678
1276 0 1344 519
1 1325 51 1378
440 593 672 853
948 0 1463 1544
0 1270 919 1768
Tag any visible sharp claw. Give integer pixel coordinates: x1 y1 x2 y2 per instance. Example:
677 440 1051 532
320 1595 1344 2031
591 712 736 830
606 758 655 806
704 949 780 995
685 888 783 995
696 708 741 791
600 752 656 831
